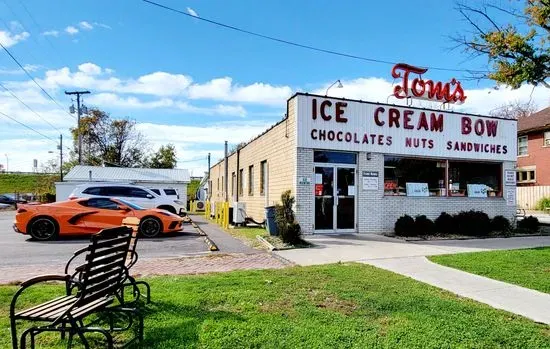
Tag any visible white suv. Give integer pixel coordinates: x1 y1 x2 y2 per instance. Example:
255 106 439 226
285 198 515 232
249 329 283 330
69 183 187 216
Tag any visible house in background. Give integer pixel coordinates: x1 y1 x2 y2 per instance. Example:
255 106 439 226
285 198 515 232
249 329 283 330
516 106 550 209
55 165 190 202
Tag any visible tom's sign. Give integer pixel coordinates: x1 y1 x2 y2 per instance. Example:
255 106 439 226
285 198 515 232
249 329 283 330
391 63 467 104
295 94 516 162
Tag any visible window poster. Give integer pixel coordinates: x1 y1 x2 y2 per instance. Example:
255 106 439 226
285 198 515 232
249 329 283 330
406 182 429 197
362 171 379 191
505 170 516 186
467 184 487 198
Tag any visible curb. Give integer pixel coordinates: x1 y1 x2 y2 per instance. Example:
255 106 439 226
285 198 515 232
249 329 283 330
189 219 219 251
256 235 276 251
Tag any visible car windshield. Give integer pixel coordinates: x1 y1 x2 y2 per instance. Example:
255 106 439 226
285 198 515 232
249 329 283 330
116 198 144 210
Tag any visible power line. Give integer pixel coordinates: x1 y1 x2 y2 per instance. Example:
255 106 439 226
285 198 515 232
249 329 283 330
141 0 489 74
0 41 76 120
0 81 62 133
0 110 58 144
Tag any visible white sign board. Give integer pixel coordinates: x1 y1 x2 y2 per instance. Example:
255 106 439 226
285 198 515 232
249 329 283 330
505 170 516 186
467 184 488 198
298 176 311 185
295 95 516 161
406 182 429 197
506 188 516 206
362 171 379 191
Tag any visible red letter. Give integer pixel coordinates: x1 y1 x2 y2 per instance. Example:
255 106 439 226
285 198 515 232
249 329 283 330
461 117 472 135
320 100 332 121
312 98 318 119
389 108 400 127
411 78 426 97
374 107 385 126
405 137 412 147
486 120 498 137
403 110 414 129
430 113 444 132
474 119 485 136
417 112 429 131
391 63 428 99
335 102 348 123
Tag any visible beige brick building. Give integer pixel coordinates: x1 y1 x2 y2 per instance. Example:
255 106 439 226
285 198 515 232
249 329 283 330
209 93 517 234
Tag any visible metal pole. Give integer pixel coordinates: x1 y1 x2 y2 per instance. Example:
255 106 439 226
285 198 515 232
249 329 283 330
65 90 90 165
207 153 211 200
4 154 7 172
59 134 63 181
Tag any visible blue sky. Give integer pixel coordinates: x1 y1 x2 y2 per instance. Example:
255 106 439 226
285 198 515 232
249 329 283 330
0 0 548 174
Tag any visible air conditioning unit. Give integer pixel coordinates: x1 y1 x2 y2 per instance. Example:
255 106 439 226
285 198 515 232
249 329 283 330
233 202 247 225
545 139 550 146
195 201 205 211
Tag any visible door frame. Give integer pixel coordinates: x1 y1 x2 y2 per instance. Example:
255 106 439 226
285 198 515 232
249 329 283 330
313 162 357 234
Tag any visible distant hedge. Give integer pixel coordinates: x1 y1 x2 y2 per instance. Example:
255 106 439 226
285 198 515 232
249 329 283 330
0 173 59 194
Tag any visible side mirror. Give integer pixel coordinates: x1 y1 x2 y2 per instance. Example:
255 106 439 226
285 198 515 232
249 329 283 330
146 194 154 199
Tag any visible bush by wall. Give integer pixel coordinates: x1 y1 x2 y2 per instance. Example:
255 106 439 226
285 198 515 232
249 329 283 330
274 190 302 245
517 216 539 232
535 197 550 211
394 215 415 236
435 212 456 235
414 215 435 235
490 215 511 233
454 210 491 236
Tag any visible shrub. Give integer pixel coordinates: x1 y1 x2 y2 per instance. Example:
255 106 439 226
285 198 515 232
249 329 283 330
490 215 511 233
518 216 539 232
394 215 415 236
274 190 302 245
414 215 435 235
454 210 491 236
435 212 455 235
535 197 550 211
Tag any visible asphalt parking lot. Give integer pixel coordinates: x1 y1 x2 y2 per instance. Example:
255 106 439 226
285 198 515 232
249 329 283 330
0 210 209 268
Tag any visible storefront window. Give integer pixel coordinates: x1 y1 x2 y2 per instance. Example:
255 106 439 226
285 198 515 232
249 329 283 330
314 151 357 164
449 162 502 197
384 157 446 196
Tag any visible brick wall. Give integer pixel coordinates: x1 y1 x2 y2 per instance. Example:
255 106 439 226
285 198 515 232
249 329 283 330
517 131 550 186
209 98 297 221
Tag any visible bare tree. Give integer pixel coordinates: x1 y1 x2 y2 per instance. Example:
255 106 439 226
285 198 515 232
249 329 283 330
489 100 538 119
453 0 549 88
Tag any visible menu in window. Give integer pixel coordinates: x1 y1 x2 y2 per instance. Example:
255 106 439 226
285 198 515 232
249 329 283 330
467 184 488 197
505 170 516 186
406 182 429 197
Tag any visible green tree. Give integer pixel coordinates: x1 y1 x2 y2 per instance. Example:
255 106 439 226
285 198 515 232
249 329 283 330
70 109 149 167
187 179 201 201
149 144 178 169
455 0 549 88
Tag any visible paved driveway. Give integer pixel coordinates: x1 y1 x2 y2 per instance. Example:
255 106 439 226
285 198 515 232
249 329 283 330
275 234 550 266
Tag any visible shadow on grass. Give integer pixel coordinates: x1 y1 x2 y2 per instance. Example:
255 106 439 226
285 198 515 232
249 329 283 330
140 300 244 348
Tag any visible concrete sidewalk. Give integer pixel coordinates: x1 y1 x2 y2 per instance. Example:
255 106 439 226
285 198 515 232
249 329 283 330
365 256 550 324
275 234 550 324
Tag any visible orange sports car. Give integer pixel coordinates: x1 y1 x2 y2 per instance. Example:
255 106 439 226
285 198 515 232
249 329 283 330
14 197 184 240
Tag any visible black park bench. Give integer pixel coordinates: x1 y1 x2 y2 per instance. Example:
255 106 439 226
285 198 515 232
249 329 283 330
9 226 144 349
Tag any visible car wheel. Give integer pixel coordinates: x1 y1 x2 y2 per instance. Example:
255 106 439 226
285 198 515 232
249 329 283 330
28 217 58 241
158 205 177 214
139 217 163 238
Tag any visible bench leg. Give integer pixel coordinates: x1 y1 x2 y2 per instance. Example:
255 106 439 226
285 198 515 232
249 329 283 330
10 317 18 349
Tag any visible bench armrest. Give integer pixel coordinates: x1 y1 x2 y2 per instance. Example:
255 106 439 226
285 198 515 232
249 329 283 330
64 247 90 274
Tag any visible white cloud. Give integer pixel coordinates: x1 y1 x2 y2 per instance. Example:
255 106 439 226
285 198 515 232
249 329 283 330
93 22 112 30
65 26 79 35
186 7 199 17
121 72 193 96
0 64 40 75
78 62 102 75
0 30 30 48
79 21 94 30
41 30 59 37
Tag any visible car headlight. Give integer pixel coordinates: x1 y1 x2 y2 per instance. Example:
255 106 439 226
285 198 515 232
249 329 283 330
174 200 185 205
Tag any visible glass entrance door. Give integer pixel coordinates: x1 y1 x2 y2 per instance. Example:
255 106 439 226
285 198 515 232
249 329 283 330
314 165 356 232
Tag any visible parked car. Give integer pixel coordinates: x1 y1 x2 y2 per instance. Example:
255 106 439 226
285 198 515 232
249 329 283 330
0 194 27 207
68 183 187 215
14 197 184 240
149 187 179 199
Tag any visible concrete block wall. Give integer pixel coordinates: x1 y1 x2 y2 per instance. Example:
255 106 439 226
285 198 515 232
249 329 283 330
295 148 315 233
209 98 297 221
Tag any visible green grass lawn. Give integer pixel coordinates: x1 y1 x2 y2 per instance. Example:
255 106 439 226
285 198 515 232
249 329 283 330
2 264 549 348
429 247 550 294
227 226 268 249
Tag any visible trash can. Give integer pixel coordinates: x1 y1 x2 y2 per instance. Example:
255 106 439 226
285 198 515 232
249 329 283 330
265 206 278 236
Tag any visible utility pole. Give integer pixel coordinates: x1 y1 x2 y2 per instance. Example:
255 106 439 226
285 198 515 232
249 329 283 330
59 134 63 181
207 153 211 200
224 142 229 202
65 90 90 165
